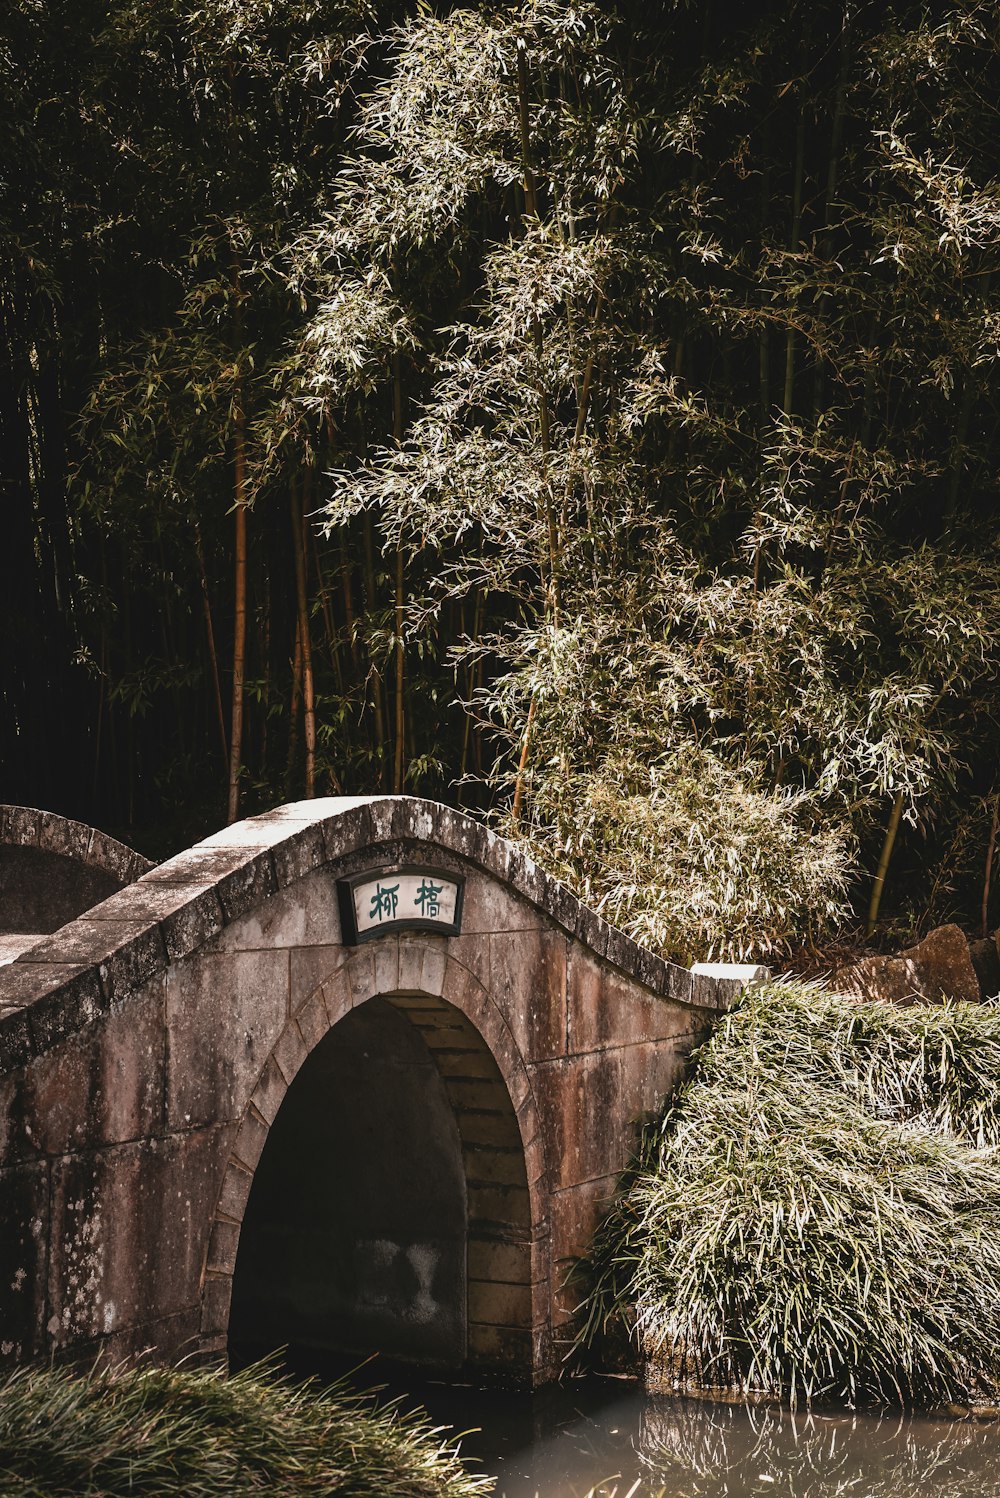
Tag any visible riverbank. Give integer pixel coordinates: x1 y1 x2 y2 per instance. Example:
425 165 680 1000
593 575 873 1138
579 981 1000 1408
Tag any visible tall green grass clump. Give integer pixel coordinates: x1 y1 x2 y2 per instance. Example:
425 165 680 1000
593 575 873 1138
579 982 1000 1408
0 1359 491 1498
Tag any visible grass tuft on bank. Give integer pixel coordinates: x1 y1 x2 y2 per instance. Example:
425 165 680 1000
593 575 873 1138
0 1358 492 1498
578 981 1000 1408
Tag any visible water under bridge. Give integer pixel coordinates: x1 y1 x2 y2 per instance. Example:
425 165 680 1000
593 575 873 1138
0 797 747 1384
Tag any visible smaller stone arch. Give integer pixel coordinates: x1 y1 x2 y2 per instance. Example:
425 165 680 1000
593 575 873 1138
201 941 551 1383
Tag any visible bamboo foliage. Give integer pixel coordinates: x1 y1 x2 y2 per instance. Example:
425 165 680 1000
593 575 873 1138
2 0 1000 962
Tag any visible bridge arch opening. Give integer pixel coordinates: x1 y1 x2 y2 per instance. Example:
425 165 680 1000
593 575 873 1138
228 990 534 1383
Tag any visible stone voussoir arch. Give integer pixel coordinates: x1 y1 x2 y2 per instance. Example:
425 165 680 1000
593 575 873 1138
203 940 550 1375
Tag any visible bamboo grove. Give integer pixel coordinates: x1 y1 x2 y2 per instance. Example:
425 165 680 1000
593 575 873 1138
3 0 1000 962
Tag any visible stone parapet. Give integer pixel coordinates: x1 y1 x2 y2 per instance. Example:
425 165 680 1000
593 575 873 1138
0 797 735 1075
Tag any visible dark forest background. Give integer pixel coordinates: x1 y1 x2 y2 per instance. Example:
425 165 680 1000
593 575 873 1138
3 0 1000 963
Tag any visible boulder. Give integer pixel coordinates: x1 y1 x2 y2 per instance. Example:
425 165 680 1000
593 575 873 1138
831 923 980 1006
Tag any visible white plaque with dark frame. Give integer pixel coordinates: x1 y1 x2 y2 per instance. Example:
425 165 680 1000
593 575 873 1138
336 866 465 944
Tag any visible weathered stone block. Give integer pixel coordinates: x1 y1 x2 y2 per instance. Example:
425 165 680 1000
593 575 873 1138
320 971 351 1028
337 946 373 1010
3 808 40 847
460 868 541 937
467 1181 531 1226
462 1144 527 1187
397 937 426 993
215 853 278 925
0 1160 49 1362
574 903 610 962
207 1216 241 1275
95 1305 202 1371
36 810 92 865
425 929 488 988
294 989 329 1052
141 845 256 886
454 1107 522 1148
85 828 152 885
468 1278 532 1326
420 944 457 997
428 806 482 863
165 950 289 1130
200 1273 233 1337
446 1077 511 1112
604 923 637 977
617 1041 687 1143
467 1238 531 1284
488 929 567 1062
161 887 226 960
0 1003 35 1071
46 1130 230 1349
533 1051 625 1191
217 1161 253 1220
202 866 342 954
568 955 691 1054
83 884 221 969
522 1135 548 1194
440 955 491 1028
539 876 580 938
21 919 166 1008
433 1046 498 1080
249 1055 287 1126
289 945 348 1011
548 1175 619 1296
318 802 373 863
466 1322 533 1365
20 979 165 1156
372 935 400 995
27 967 106 1055
271 1019 308 1085
232 1107 269 1173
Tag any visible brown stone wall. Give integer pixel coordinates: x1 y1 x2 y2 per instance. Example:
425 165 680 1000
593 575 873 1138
0 797 738 1383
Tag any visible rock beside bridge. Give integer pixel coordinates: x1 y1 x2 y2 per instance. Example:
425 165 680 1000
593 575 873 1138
831 923 987 1006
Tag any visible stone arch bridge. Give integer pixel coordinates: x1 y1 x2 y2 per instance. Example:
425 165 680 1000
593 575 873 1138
0 797 744 1384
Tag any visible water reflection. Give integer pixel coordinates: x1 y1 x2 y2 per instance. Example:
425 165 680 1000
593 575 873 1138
461 1382 1000 1498
636 1399 1000 1498
274 1352 1000 1498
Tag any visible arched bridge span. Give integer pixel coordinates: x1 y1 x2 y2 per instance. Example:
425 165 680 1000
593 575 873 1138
0 797 742 1383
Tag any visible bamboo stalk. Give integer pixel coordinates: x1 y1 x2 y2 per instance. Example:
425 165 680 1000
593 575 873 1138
782 102 807 417
517 40 559 621
339 533 360 674
362 515 387 780
982 794 999 939
194 521 228 768
291 472 316 797
866 790 904 937
260 568 270 772
511 694 537 828
227 258 248 826
286 613 302 794
392 349 405 794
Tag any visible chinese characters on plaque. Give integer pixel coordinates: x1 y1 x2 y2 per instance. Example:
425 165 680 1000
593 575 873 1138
337 867 464 943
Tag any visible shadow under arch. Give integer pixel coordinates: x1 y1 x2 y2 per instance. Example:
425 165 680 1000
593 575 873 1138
227 985 538 1384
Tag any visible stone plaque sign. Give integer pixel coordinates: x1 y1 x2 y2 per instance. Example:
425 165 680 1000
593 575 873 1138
337 866 464 944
